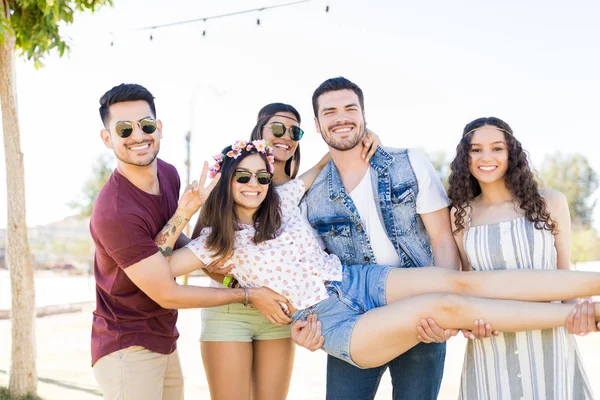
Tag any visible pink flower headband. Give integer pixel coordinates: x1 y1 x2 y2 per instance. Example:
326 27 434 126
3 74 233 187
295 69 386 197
209 139 275 178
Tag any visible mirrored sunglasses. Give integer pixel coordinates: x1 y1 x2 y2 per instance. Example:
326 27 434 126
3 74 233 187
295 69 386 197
267 122 304 141
112 118 158 138
233 171 273 185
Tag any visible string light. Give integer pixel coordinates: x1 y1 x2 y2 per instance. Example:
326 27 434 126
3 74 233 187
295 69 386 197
107 0 326 44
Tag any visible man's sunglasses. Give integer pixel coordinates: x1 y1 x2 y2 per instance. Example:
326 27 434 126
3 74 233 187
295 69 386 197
110 118 158 138
266 122 304 141
233 171 273 185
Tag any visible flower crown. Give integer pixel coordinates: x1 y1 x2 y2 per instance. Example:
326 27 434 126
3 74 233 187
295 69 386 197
209 139 275 178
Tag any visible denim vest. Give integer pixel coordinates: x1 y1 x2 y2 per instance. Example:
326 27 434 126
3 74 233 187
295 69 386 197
304 147 434 268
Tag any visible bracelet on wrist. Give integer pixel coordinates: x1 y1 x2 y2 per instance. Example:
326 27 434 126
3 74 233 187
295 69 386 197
243 287 249 307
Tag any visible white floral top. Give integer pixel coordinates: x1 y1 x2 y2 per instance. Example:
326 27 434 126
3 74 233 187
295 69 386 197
187 179 342 310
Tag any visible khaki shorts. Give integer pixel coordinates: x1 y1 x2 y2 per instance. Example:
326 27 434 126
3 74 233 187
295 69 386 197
201 303 291 342
93 346 183 400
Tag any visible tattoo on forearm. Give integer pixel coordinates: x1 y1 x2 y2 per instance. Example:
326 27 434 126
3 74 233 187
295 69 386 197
160 246 173 257
154 213 189 252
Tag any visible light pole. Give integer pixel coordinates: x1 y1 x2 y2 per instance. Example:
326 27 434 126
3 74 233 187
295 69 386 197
181 84 227 285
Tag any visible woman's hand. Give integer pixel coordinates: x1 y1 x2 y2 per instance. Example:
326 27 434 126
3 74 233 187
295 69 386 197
177 161 220 218
566 299 599 336
361 129 382 163
203 253 234 276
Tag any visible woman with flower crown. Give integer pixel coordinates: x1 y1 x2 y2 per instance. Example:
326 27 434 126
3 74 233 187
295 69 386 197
189 103 380 400
162 103 379 400
155 135 600 400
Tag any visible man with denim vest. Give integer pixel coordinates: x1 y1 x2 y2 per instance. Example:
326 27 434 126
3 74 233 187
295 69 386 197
298 77 460 400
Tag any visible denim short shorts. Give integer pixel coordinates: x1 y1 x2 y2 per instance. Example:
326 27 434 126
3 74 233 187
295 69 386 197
201 303 291 342
291 263 392 367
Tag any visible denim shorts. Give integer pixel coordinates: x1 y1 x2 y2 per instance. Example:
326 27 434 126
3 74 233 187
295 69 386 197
201 303 291 342
291 264 392 367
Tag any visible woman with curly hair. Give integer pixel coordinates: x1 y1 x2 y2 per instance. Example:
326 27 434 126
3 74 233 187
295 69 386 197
448 116 594 400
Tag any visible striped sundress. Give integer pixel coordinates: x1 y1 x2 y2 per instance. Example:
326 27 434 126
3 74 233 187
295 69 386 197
459 215 594 400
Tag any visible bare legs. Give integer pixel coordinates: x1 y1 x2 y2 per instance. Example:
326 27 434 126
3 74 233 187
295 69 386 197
347 267 600 369
252 339 294 400
384 267 600 304
201 339 294 400
351 293 597 368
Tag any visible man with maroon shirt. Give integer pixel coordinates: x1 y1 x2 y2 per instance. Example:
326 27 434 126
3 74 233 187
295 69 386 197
90 83 292 400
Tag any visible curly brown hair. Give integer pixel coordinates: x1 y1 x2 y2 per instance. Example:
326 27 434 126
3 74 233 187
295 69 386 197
448 117 556 234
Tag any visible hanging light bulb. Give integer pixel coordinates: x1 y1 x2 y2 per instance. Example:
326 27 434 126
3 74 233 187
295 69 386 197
325 5 329 12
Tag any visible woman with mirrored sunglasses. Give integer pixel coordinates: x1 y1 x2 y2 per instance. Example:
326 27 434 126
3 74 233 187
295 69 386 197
187 103 381 400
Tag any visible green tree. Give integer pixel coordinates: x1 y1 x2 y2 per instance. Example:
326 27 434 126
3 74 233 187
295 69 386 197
539 153 599 227
418 148 450 190
571 226 600 265
68 154 113 217
0 1 111 396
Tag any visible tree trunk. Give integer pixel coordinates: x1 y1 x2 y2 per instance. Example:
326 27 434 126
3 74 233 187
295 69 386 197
0 30 37 397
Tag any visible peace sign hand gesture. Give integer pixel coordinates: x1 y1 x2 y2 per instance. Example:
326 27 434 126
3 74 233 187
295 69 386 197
177 161 221 219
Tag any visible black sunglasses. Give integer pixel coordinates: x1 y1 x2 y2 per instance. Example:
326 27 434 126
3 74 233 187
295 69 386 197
266 122 304 141
233 171 273 185
111 118 158 138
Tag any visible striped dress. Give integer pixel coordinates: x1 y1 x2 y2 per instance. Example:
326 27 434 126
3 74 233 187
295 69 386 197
459 216 594 400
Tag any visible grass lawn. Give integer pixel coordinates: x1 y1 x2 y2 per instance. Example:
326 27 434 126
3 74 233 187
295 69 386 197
0 388 43 400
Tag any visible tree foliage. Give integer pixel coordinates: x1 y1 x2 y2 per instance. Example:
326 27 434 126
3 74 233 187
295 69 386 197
0 0 112 396
0 0 111 68
539 153 599 228
571 226 600 265
68 153 113 217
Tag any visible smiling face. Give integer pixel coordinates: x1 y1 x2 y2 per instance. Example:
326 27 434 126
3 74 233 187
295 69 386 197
468 126 509 185
101 100 162 167
232 154 271 222
314 89 367 151
261 112 300 162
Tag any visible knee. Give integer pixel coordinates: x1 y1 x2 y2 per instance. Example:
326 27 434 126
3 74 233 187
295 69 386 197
427 293 468 321
446 270 474 295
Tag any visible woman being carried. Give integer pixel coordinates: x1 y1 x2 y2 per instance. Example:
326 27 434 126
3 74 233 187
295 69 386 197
168 103 380 400
165 138 600 371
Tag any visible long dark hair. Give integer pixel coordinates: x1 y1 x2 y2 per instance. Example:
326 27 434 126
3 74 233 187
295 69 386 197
191 144 282 259
249 103 301 178
448 117 556 234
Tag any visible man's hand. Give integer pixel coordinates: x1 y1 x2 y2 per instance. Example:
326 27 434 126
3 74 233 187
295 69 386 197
362 129 382 163
416 318 458 343
566 299 599 336
177 161 220 218
291 314 324 351
248 287 293 326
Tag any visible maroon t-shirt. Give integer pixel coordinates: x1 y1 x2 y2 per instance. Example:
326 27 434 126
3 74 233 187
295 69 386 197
89 158 180 366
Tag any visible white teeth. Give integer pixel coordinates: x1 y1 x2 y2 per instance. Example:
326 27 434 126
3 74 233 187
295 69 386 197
242 192 259 196
332 127 352 133
130 144 150 151
275 144 289 149
479 166 496 171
